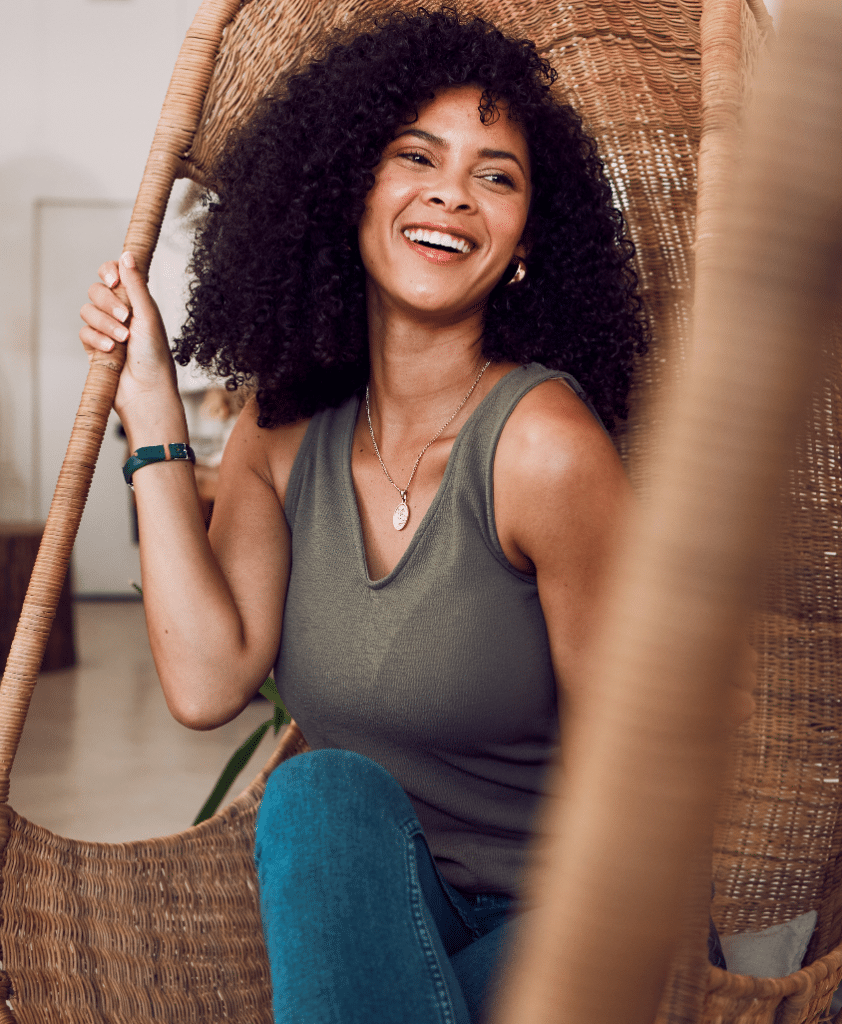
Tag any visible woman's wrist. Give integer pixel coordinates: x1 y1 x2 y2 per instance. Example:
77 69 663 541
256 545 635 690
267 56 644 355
122 396 189 455
123 443 196 487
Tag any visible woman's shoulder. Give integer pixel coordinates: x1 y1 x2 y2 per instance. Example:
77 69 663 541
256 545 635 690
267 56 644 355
498 376 618 482
225 396 312 508
493 376 631 577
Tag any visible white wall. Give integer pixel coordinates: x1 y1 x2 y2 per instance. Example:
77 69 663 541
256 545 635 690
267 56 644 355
0 0 197 590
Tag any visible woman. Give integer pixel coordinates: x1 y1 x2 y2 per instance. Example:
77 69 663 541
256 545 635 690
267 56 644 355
80 9 654 1022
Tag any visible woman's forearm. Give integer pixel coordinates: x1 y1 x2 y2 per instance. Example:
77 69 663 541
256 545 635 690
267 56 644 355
130 454 264 729
81 255 284 729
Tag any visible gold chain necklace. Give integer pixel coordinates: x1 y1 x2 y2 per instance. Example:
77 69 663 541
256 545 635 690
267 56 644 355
366 359 492 531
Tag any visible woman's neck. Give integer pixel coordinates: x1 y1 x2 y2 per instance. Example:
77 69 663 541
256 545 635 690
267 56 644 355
365 297 489 434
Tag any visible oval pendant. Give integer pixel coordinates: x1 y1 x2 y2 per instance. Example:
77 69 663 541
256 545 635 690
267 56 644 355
393 502 409 531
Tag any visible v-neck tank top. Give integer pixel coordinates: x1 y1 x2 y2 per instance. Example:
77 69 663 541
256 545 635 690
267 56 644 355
275 363 590 896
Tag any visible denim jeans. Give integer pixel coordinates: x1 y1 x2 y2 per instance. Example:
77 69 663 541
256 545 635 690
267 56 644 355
254 749 515 1024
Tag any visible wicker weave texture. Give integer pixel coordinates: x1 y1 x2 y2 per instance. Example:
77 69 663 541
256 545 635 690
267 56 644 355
0 724 309 1024
713 325 842 949
6 1 842 1023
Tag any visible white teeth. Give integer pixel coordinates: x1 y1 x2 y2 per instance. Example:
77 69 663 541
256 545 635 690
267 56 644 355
403 228 472 254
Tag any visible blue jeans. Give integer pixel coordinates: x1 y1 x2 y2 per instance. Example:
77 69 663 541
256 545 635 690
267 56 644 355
254 749 516 1024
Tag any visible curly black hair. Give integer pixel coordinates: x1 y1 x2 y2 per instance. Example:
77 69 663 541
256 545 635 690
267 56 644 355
174 6 647 430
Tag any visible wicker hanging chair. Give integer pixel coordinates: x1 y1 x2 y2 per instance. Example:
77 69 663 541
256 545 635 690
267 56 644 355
2 0 841 1021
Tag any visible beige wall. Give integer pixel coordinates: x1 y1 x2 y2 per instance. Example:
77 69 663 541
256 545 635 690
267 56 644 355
0 0 195 525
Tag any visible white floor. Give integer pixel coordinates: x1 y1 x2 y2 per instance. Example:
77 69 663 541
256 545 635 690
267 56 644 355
10 600 282 843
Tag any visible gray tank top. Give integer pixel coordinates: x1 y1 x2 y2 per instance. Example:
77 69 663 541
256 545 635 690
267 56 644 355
276 363 590 896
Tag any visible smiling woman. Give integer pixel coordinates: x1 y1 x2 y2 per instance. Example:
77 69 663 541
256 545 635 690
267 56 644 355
358 86 531 324
75 8 715 1024
171 8 647 432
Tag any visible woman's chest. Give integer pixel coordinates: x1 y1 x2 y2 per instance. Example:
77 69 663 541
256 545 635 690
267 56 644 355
277 519 558 750
350 416 457 581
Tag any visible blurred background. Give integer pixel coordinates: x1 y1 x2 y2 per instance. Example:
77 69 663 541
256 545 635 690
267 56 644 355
1 0 237 597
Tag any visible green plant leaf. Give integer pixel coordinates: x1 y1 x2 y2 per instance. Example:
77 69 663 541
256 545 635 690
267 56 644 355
192 718 272 826
260 677 291 725
193 679 292 824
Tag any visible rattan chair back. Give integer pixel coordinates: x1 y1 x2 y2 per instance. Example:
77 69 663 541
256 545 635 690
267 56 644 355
3 1 842 1022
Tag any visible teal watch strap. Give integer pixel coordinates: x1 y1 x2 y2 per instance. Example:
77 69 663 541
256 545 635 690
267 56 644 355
123 443 196 487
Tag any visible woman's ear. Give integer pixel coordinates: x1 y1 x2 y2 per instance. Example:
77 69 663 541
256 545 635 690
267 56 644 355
496 236 531 289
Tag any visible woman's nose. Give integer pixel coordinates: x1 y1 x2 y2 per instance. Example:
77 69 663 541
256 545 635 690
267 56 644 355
422 174 474 212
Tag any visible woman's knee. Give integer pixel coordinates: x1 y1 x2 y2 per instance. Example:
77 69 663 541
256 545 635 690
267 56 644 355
255 749 418 865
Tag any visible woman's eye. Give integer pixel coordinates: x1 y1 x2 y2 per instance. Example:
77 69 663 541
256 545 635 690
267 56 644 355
481 171 515 188
398 150 433 166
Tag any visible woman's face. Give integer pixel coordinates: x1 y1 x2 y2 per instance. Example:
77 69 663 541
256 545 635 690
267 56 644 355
357 85 532 324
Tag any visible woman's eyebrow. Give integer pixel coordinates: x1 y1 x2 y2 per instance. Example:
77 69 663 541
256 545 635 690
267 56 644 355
395 128 446 146
478 147 526 173
394 129 526 174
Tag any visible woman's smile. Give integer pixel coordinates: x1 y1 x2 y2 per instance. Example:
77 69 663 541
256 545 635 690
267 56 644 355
358 85 531 320
402 225 475 256
400 222 477 264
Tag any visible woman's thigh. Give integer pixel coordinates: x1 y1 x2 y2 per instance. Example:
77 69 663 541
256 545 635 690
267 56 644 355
255 749 510 1024
449 918 514 1023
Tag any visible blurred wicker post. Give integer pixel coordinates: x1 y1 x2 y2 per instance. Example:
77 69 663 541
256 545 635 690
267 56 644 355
659 3 751 1018
491 4 842 1023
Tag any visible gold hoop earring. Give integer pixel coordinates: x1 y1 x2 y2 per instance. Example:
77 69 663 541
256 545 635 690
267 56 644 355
506 257 527 286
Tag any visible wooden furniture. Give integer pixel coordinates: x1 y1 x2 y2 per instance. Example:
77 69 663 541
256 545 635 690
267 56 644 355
3 1 842 1022
0 524 74 673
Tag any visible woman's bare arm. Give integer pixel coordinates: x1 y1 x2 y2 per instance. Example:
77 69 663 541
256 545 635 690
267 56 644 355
135 404 294 728
494 380 630 713
495 380 755 726
80 253 296 729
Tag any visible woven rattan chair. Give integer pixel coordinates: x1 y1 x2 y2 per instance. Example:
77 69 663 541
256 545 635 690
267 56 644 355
2 0 841 1021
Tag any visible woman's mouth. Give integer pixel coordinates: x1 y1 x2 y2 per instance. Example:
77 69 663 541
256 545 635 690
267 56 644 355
402 228 474 254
